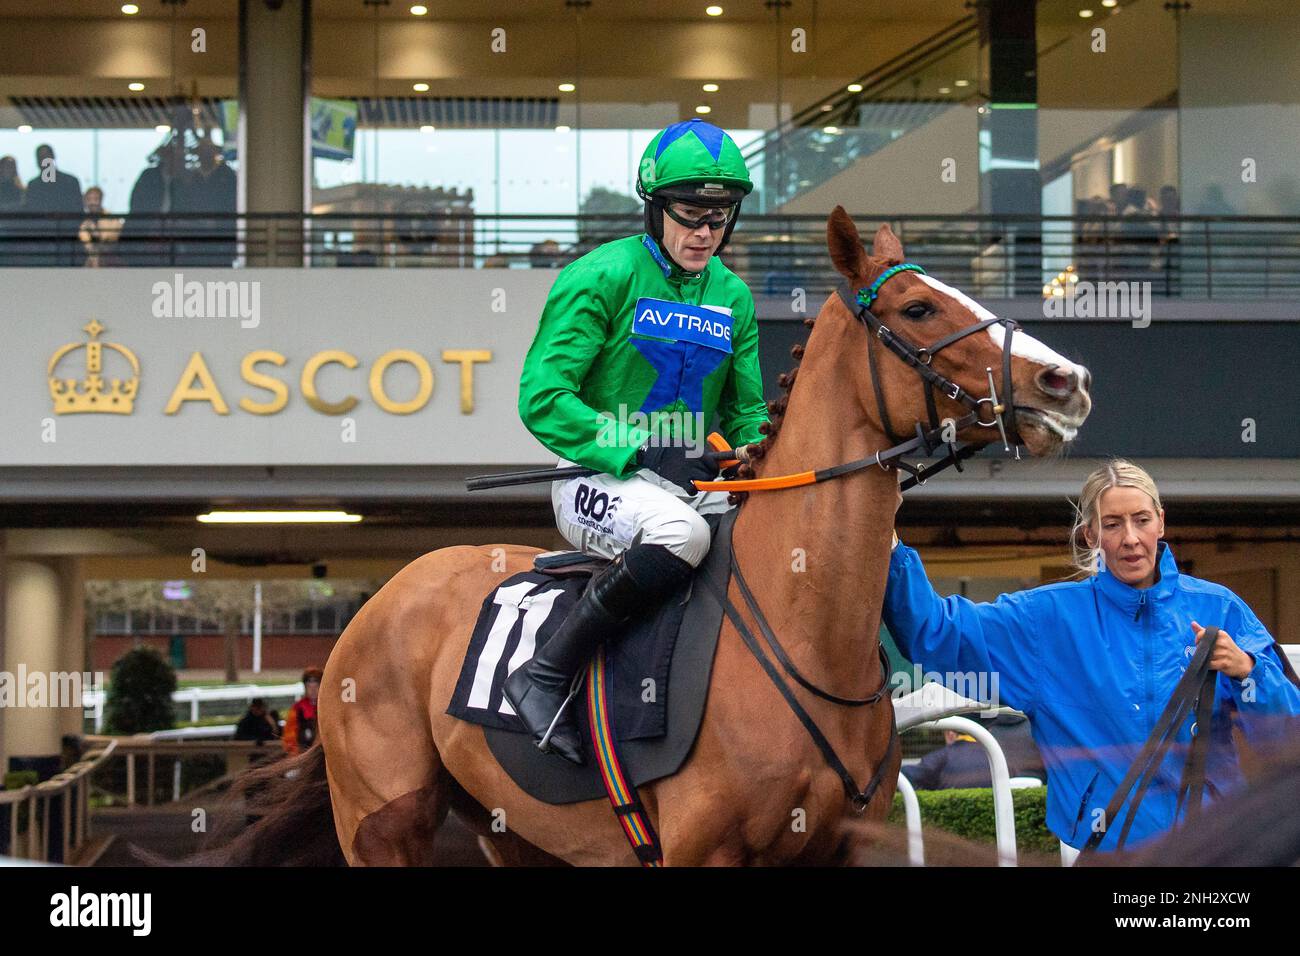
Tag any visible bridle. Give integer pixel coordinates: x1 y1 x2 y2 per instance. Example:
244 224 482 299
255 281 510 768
694 261 1024 494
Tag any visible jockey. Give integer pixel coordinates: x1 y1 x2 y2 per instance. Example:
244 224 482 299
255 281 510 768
504 119 769 764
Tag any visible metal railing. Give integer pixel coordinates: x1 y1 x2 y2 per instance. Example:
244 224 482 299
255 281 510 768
3 212 1300 299
83 682 303 733
82 733 282 808
0 740 116 864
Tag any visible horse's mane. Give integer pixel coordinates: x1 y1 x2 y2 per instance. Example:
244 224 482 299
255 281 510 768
730 313 814 502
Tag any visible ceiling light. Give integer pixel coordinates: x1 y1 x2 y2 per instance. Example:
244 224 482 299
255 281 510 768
823 126 840 134
420 124 435 134
155 124 170 133
128 82 145 92
1079 8 1094 17
702 83 719 92
555 125 571 133
954 79 970 88
410 4 428 13
558 82 576 92
1102 0 1117 6
412 82 429 92
847 83 863 93
706 5 723 15
695 104 711 114
17 125 31 133
197 511 363 524
121 3 139 13
938 87 952 94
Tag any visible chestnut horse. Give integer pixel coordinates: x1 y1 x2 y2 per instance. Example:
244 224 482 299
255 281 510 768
228 209 1091 866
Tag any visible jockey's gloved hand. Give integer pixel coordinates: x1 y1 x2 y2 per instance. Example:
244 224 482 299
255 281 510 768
635 441 720 495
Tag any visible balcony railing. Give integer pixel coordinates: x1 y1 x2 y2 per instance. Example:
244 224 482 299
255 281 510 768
1 212 1298 299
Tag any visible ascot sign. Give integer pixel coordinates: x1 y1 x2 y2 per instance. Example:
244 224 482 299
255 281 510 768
48 319 493 417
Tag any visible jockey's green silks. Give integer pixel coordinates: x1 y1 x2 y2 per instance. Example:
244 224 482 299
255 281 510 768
519 233 769 477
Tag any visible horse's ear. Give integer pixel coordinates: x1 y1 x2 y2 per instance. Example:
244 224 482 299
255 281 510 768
872 223 904 266
827 205 870 281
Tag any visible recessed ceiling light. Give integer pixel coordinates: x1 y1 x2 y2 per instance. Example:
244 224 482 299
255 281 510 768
410 4 428 14
1079 8 1094 17
420 125 435 134
821 104 833 111
695 104 712 114
17 125 31 134
702 83 719 92
938 87 952 94
154 124 170 133
954 79 970 88
128 82 145 92
558 82 576 93
121 3 139 13
555 125 571 133
1101 0 1117 6
412 82 429 92
823 126 840 134
706 5 724 15
847 83 863 93
196 511 363 524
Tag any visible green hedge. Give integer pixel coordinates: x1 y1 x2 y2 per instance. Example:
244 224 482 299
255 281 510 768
888 786 1059 854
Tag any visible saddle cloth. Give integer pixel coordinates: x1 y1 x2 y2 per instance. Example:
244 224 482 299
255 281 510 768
445 508 736 804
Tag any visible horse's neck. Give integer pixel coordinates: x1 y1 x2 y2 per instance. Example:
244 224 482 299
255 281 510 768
730 317 899 688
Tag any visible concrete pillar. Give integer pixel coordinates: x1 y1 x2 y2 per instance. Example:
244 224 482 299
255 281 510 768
1 554 85 768
239 0 311 266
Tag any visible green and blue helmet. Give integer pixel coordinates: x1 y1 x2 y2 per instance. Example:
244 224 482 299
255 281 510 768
636 118 754 253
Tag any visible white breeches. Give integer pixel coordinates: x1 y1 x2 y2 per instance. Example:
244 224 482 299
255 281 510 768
550 458 735 567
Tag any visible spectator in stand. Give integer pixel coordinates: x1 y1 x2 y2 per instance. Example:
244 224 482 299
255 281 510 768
78 187 124 267
234 697 281 743
282 668 322 756
120 138 186 266
528 238 564 268
0 155 24 267
22 144 85 266
174 136 236 266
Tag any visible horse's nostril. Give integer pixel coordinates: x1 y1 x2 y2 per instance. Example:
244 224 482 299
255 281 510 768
1038 366 1075 395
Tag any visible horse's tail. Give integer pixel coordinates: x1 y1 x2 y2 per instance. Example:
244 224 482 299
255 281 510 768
140 744 346 867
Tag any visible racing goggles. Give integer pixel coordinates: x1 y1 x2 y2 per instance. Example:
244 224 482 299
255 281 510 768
662 200 739 231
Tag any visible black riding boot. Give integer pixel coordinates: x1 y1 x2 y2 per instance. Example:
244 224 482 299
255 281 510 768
502 543 694 765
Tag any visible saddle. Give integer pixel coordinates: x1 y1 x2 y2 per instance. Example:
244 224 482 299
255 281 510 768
446 508 735 804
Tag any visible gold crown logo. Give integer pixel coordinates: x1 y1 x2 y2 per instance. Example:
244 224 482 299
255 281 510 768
48 319 140 415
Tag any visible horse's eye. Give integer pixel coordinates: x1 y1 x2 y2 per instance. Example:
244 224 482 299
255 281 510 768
902 303 930 320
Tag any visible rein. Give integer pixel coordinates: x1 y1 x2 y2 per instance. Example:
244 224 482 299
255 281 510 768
694 263 1022 494
1080 627 1221 853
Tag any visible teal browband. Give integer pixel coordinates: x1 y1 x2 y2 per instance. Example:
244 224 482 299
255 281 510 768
856 263 928 310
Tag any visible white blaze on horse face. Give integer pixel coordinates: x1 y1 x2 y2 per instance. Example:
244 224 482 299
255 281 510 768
917 274 1083 375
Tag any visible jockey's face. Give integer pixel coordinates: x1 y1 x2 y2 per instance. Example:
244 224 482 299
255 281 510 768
1085 485 1166 589
661 201 726 273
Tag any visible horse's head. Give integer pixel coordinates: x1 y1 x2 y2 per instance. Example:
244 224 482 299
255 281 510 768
826 207 1091 457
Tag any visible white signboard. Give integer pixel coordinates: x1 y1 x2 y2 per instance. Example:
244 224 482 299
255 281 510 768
0 269 560 466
